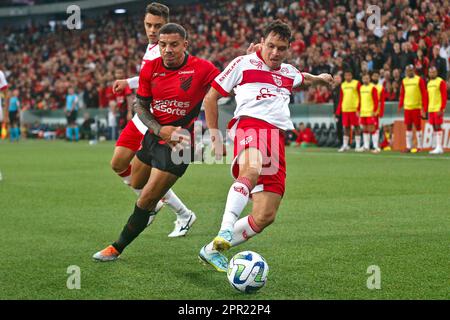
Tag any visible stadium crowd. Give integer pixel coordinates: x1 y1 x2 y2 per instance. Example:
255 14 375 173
0 0 449 112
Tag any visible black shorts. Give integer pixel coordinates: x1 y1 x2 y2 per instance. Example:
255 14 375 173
136 132 193 178
67 110 78 125
9 111 18 126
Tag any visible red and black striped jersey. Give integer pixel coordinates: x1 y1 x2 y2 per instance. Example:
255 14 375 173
137 54 220 131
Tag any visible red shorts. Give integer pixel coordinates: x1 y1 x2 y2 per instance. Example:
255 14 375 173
229 117 286 197
404 109 422 129
374 116 380 130
116 120 145 152
342 112 359 127
360 116 376 126
428 112 444 126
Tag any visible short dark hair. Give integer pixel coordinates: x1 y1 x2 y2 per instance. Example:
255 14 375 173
159 23 187 40
146 2 170 22
263 20 292 42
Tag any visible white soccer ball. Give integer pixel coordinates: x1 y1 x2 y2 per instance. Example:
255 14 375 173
227 251 269 293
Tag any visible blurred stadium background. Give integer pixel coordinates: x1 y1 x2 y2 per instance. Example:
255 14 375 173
0 0 449 300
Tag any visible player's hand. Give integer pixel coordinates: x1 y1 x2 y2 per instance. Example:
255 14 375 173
437 111 444 118
246 42 262 55
421 111 427 119
318 73 333 86
127 111 133 121
159 126 191 150
113 80 128 94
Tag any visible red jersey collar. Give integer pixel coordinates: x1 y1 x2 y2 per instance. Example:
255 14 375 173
256 50 281 71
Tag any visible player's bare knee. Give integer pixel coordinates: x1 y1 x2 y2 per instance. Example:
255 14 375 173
239 167 259 186
130 179 145 190
253 211 276 229
111 158 127 174
137 194 160 211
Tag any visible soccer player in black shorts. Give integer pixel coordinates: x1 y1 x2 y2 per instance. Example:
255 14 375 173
93 23 220 261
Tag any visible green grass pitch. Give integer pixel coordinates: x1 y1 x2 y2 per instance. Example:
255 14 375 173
0 140 448 299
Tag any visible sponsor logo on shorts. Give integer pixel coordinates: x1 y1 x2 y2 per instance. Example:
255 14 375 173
239 136 253 146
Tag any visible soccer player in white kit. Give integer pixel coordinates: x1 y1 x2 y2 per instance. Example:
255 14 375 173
0 66 9 125
110 3 197 239
198 21 333 272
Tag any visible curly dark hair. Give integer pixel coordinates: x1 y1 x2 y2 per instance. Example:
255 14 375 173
263 20 292 42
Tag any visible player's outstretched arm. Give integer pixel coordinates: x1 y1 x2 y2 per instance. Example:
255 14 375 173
133 96 162 135
204 87 226 159
301 72 334 87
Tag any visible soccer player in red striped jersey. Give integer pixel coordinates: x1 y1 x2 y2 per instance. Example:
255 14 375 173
198 21 333 272
93 23 220 261
110 3 197 238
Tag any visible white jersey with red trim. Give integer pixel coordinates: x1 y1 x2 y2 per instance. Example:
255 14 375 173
128 42 160 134
127 42 160 89
0 70 8 111
211 51 303 131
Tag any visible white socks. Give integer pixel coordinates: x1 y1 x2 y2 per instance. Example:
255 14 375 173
355 135 361 149
372 131 379 149
406 131 413 149
162 189 191 219
220 177 253 231
363 133 371 149
118 165 190 219
416 131 423 149
436 131 443 150
343 136 349 148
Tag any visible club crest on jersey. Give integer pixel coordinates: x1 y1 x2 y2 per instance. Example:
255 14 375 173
250 59 263 70
180 76 193 92
272 74 283 87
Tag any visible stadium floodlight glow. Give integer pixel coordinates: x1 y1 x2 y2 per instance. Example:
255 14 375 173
114 9 126 14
